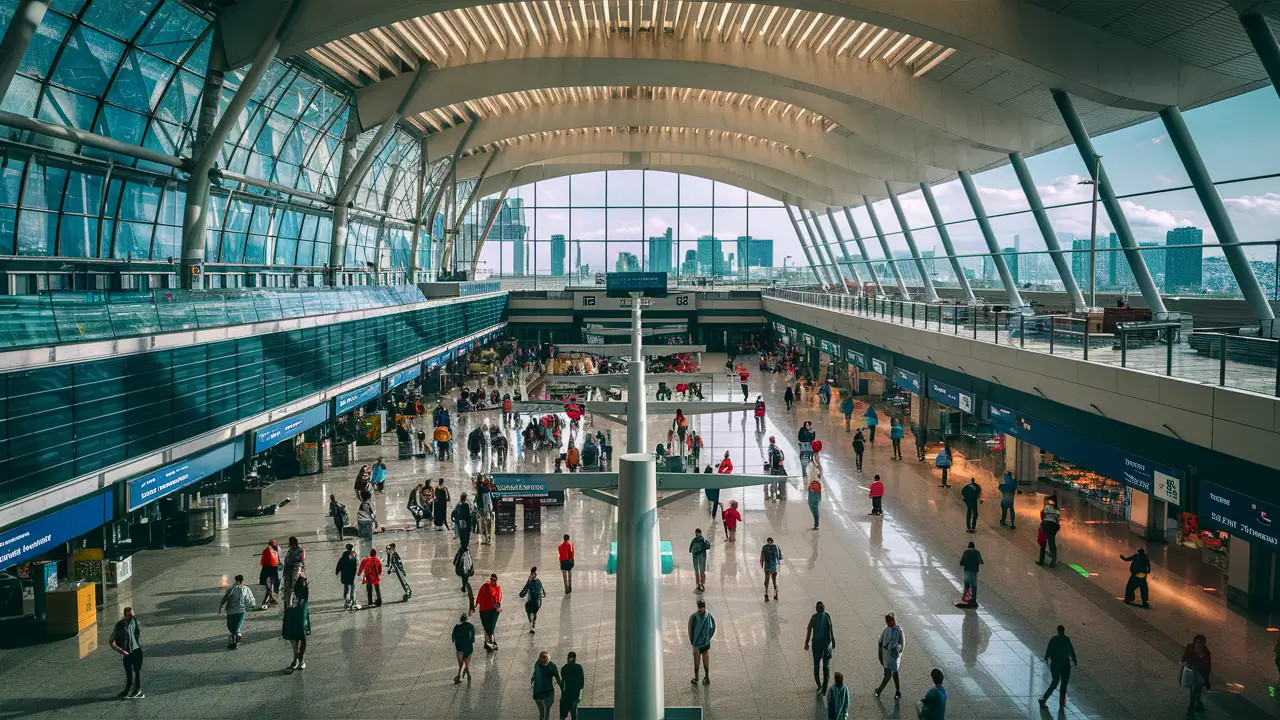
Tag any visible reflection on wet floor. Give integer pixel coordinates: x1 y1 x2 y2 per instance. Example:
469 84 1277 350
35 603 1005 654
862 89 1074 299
0 353 1271 719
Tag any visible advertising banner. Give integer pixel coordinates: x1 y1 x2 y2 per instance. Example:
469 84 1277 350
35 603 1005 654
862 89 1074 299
894 368 921 395
0 489 114 571
927 379 975 414
127 443 238 511
253 404 328 454
335 381 381 415
1199 481 1279 549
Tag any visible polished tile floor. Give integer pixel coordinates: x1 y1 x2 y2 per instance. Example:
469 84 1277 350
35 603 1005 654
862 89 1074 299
0 353 1275 719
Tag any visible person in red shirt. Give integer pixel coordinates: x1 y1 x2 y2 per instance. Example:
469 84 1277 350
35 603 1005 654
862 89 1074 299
737 367 750 402
869 474 885 516
476 574 504 651
722 500 742 543
717 452 733 475
258 540 280 609
1181 634 1212 717
753 395 766 432
358 548 383 607
558 534 576 594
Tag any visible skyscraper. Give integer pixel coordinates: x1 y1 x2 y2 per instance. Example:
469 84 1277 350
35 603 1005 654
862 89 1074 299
735 236 774 269
550 234 566 276
696 235 726 276
476 197 529 275
615 251 640 272
1165 226 1203 293
1071 238 1091 289
647 228 673 272
1002 247 1018 284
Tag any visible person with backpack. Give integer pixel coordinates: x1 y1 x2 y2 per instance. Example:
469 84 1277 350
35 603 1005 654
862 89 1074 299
689 528 711 593
760 537 783 601
852 429 866 472
1038 496 1061 568
840 396 855 431
936 443 953 487
519 567 545 634
807 446 824 530
452 492 474 550
565 441 581 473
335 544 359 610
328 494 348 535
804 600 836 693
454 545 476 613
218 575 256 649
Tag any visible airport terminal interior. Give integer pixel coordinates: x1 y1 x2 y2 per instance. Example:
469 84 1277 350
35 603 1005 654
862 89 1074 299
9 1 1280 718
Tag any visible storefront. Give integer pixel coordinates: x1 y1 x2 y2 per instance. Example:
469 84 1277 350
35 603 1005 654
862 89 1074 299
127 441 242 545
1197 481 1274 609
988 403 1183 538
0 489 116 619
845 348 869 395
818 338 840 387
333 381 383 460
865 355 891 397
800 332 817 376
251 404 330 478
891 367 920 424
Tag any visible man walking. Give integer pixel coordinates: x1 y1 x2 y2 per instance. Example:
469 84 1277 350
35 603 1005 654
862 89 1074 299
804 601 835 693
452 492 474 550
559 534 576 594
998 471 1017 529
477 573 504 651
335 543 359 609
689 528 710 593
688 599 716 685
110 607 144 699
961 478 982 533
918 669 947 719
386 542 411 601
760 537 782 601
1039 625 1077 709
958 541 983 608
840 395 854 431
1121 548 1152 608
218 575 256 649
560 651 585 720
852 429 865 472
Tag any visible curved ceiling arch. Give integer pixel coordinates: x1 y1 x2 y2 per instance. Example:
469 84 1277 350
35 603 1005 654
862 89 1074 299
471 151 861 208
356 38 1062 158
451 129 885 198
425 93 949 183
222 0 1244 110
365 57 1010 170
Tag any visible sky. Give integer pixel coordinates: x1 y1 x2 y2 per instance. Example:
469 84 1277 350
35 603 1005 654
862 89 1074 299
475 86 1280 276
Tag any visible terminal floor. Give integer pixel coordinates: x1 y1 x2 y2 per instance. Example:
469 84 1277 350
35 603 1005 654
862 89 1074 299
1 354 1277 719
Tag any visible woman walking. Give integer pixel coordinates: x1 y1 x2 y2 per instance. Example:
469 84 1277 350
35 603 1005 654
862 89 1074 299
863 405 879 443
889 418 904 460
807 445 824 530
520 567 545 634
432 479 451 531
281 536 305 608
452 614 476 684
1181 634 1212 719
281 576 311 673
840 396 855 431
874 612 904 699
936 442 953 487
258 540 280 609
531 650 562 720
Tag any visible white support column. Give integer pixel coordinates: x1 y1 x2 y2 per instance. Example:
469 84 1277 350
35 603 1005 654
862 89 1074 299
863 195 911 299
470 170 517 277
823 208 865 290
885 182 939 303
807 210 852 294
842 206 886 297
0 0 48 107
784 203 828 288
919 182 976 304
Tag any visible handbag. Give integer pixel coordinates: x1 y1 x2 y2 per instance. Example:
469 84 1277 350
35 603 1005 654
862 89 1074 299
1179 662 1196 689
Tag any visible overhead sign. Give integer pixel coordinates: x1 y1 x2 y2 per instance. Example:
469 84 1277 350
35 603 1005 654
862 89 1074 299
335 381 381 415
987 402 1183 503
928 379 975 414
606 271 668 298
1 489 115 571
802 333 816 347
894 368 921 395
127 442 238 511
253 404 329 454
819 339 840 356
1199 481 1278 548
577 292 693 311
773 321 787 334
491 476 550 499
846 348 867 369
871 358 887 375
385 364 422 391
425 353 447 370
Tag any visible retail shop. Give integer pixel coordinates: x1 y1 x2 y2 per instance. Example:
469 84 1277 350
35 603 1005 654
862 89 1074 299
0 489 116 623
332 381 384 463
1196 481 1277 609
988 403 1183 540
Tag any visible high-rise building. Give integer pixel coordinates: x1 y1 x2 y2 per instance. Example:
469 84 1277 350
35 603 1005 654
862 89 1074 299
1140 241 1165 284
647 228 673 272
1071 238 1090 289
696 235 726 276
615 251 640 273
550 234 566 276
1002 247 1018 284
1165 226 1203 293
475 197 529 275
736 236 774 269
680 248 698 276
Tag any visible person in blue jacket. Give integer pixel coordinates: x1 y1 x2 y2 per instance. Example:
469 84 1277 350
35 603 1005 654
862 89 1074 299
918 668 947 719
863 406 879 444
839 396 855 431
999 472 1017 529
889 418 905 460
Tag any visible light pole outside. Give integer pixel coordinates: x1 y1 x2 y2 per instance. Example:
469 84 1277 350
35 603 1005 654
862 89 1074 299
1077 153 1102 310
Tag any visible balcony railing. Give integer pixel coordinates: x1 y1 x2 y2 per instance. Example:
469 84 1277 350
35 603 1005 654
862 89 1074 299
764 287 1280 398
0 285 448 351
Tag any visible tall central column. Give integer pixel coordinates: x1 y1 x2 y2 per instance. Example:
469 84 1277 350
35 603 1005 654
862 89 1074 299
617 297 663 719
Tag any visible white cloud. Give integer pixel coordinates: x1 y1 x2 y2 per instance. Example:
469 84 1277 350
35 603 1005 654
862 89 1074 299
1151 135 1167 144
1224 193 1280 216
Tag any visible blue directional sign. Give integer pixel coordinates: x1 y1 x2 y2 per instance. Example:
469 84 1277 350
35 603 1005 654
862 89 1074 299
846 348 867 369
819 339 840 356
253 404 328 454
1 489 115 570
492 476 550 498
606 272 668 298
928 379 975 414
127 443 239 511
334 381 381 416
1199 481 1279 549
894 368 921 395
385 364 422 391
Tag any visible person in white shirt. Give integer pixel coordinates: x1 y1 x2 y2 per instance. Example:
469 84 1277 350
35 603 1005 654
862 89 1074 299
874 612 905 699
218 574 256 649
